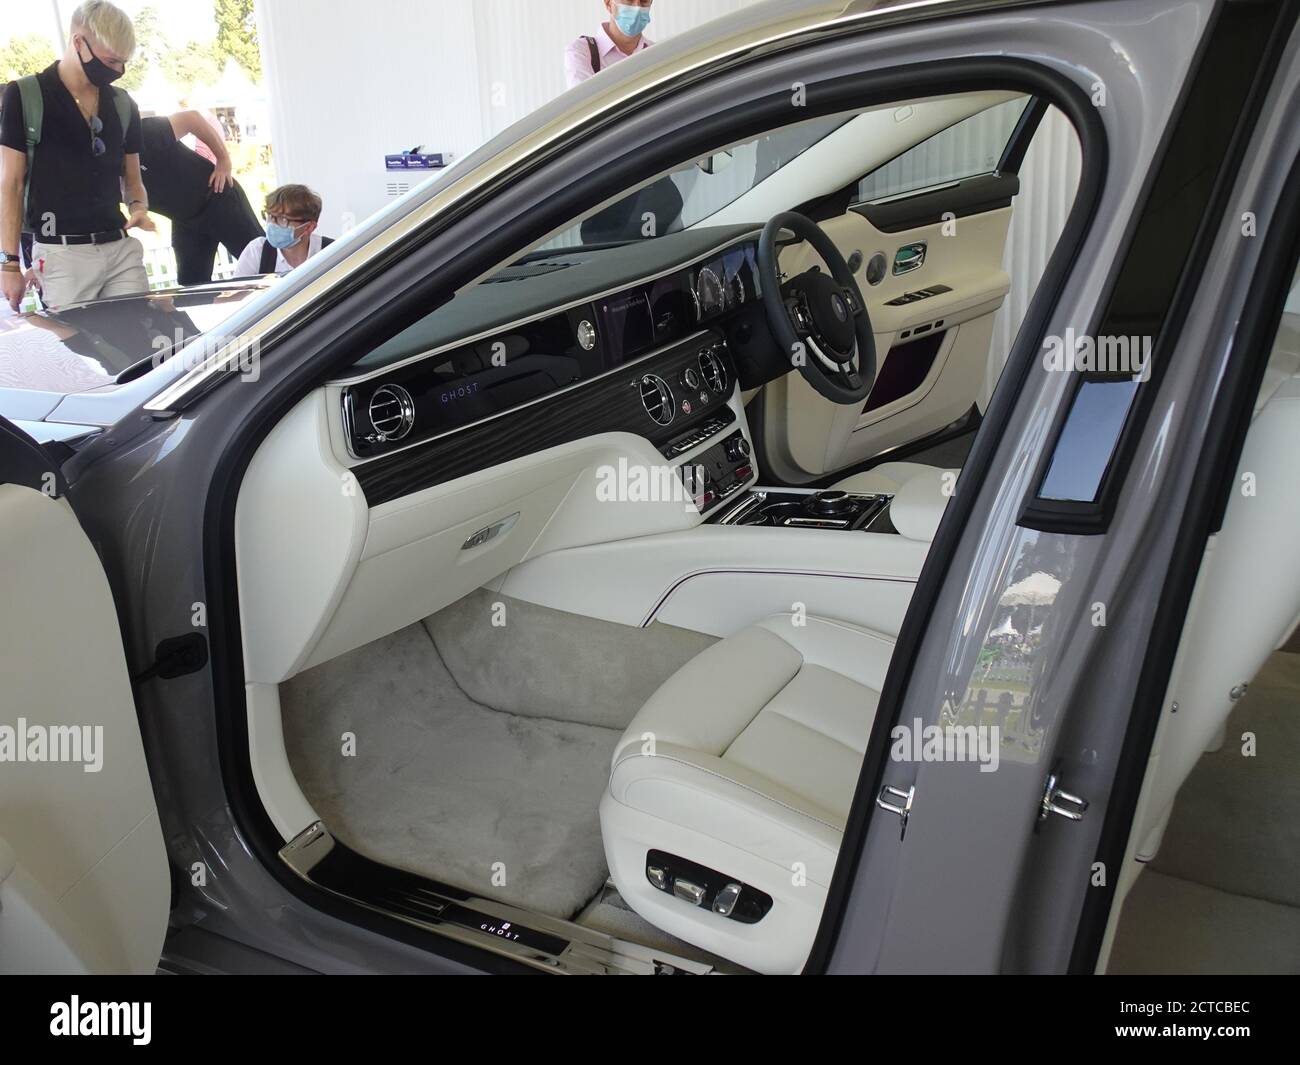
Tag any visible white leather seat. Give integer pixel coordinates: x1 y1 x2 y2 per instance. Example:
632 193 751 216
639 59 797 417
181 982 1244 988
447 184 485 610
831 460 943 496
599 612 896 973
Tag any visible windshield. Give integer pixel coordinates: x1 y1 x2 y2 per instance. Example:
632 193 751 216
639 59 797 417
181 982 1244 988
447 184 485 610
534 113 850 252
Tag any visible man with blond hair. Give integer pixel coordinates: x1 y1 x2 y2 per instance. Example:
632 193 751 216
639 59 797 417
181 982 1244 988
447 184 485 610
0 2 154 311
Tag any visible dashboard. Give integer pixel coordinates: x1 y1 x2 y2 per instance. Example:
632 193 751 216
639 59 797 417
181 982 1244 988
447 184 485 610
334 227 775 508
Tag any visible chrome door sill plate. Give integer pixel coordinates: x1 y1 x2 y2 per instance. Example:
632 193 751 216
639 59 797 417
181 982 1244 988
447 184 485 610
280 822 725 975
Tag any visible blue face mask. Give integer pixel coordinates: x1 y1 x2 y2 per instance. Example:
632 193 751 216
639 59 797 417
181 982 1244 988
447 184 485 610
265 221 304 250
613 4 651 37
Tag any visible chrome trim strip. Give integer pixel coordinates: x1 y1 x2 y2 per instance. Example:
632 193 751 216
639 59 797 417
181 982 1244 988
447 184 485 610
144 0 1016 414
861 178 962 206
280 823 722 975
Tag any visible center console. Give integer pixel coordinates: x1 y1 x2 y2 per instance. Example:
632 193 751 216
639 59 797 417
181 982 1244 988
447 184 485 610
675 429 756 516
709 487 896 532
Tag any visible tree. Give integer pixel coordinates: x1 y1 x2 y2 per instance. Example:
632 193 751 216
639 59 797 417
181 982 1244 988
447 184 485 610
163 40 223 94
115 4 170 90
213 0 261 82
0 34 58 82
119 4 168 91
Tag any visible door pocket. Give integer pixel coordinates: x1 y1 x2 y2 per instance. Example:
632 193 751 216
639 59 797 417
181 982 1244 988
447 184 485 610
864 329 948 413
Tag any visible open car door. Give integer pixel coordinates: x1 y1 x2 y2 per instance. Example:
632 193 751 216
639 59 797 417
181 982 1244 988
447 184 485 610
0 417 169 974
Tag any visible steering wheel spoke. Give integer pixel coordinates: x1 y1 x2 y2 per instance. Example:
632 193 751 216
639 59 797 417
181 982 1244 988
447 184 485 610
758 211 877 406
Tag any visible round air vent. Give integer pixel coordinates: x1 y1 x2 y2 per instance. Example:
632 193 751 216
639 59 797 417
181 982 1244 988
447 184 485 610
865 251 889 286
698 348 728 395
638 374 675 426
367 383 415 443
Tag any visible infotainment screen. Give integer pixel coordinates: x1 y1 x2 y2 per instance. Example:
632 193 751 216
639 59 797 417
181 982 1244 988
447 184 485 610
596 289 654 364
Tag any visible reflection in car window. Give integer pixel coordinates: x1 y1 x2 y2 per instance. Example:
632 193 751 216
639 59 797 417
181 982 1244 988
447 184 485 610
856 96 1030 203
539 114 849 250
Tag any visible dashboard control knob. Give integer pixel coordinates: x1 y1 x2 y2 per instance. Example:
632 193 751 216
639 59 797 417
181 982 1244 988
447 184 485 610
681 366 701 391
808 490 853 516
725 436 751 462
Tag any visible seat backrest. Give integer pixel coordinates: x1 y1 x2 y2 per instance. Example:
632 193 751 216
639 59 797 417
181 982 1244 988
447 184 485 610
1132 341 1300 854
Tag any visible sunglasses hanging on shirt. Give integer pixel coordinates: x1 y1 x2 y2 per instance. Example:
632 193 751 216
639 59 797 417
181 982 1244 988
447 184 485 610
89 114 105 158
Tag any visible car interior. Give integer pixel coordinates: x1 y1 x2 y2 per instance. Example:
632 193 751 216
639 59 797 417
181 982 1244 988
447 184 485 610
1101 266 1300 975
227 85 1298 974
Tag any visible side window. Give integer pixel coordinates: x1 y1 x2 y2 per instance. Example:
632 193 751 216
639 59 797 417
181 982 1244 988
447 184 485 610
855 97 1030 203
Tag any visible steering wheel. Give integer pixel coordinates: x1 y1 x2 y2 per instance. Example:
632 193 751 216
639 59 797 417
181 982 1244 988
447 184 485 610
757 212 877 404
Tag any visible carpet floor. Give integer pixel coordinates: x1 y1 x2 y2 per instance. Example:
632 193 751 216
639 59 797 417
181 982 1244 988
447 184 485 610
281 622 622 919
1109 651 1300 973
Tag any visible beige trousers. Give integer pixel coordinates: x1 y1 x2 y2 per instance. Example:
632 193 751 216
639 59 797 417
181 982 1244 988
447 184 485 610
31 236 149 311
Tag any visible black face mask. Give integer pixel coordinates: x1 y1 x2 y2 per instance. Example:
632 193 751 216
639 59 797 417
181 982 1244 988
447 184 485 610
77 37 124 88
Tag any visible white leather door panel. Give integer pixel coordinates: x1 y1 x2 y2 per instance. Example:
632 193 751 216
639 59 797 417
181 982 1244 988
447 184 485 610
765 207 1011 482
0 481 168 974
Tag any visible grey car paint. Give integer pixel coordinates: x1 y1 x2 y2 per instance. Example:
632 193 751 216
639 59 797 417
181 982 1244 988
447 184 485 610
825 1 1300 972
13 0 1287 973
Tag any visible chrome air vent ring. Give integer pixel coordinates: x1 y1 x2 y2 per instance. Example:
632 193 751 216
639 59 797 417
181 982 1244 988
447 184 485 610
698 348 728 395
367 383 416 443
639 374 675 426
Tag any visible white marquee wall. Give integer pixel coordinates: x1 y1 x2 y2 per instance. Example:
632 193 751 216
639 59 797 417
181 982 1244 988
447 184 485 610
255 0 1078 392
254 0 756 233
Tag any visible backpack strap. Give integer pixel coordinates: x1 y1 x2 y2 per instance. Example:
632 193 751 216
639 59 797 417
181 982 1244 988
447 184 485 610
13 80 134 225
584 36 601 74
16 75 43 222
108 87 132 148
258 239 277 274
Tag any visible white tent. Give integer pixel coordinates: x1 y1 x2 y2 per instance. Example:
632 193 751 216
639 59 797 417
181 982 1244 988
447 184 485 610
991 615 1020 638
1002 570 1061 607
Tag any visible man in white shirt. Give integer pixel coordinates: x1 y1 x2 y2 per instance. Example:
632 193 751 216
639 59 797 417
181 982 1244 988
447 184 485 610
234 183 332 277
564 2 655 89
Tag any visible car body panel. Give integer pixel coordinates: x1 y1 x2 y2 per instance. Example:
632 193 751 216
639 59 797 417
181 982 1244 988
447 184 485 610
9 0 1294 975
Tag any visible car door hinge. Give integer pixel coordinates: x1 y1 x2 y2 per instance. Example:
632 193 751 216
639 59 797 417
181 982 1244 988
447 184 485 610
1039 762 1089 823
132 632 209 684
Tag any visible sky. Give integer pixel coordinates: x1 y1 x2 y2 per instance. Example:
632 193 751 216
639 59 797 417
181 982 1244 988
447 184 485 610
3 0 218 50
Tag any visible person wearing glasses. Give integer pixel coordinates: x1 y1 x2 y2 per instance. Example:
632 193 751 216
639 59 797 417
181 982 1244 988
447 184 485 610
234 185 333 278
0 2 152 312
564 1 655 89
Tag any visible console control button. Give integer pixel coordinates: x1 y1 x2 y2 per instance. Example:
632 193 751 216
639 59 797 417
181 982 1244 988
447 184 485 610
725 436 751 462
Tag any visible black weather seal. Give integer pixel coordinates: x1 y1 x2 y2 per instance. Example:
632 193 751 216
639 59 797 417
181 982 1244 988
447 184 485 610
0 415 68 497
1018 0 1290 535
997 94 1049 175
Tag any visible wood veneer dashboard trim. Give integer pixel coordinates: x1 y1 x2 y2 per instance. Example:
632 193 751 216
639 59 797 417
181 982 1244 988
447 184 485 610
353 332 738 505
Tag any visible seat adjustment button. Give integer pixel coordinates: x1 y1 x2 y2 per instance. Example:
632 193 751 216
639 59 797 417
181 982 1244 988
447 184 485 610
713 882 742 917
672 878 707 907
646 864 669 891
